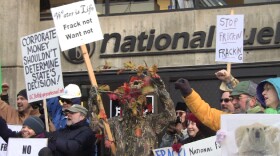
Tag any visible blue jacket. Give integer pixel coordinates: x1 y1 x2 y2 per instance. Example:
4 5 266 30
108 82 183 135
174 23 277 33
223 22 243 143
47 97 67 130
256 77 280 112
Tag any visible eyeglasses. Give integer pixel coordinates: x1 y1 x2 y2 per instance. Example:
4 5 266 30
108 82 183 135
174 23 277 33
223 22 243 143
176 111 185 116
60 98 72 104
220 98 231 103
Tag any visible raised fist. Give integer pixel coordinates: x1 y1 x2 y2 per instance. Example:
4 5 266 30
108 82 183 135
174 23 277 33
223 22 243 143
215 69 231 83
174 78 192 97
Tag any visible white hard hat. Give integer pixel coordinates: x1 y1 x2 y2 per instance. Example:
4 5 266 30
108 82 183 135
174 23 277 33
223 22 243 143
60 84 81 99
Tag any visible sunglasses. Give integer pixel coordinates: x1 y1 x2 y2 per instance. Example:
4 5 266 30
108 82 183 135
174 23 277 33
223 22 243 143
63 111 77 115
220 98 231 103
60 98 72 104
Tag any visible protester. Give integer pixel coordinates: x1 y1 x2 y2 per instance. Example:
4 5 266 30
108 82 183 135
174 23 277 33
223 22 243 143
48 84 82 130
257 77 280 114
0 89 55 132
216 78 280 145
160 102 189 147
0 115 46 142
220 91 235 113
181 113 215 144
0 89 41 124
215 70 236 113
0 83 10 104
174 79 263 131
46 85 98 155
93 73 176 156
59 84 82 109
230 81 264 114
40 104 96 156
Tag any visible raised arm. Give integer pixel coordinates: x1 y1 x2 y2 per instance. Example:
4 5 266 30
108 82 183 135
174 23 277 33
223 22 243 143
174 78 227 131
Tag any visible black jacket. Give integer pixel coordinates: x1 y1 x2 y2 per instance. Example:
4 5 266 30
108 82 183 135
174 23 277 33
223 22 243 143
48 119 95 156
0 117 19 142
180 132 205 144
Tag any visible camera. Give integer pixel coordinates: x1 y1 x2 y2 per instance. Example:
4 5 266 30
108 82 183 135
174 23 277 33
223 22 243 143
176 116 181 124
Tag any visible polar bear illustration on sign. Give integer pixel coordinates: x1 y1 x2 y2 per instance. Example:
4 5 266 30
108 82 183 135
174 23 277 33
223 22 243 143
235 122 280 156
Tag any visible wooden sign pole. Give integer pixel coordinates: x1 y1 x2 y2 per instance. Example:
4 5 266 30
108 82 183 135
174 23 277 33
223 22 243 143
80 44 116 155
227 9 234 74
43 99 49 132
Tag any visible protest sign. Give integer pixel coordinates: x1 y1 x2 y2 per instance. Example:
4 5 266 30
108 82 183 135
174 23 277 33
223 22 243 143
153 136 221 156
221 114 280 155
51 0 103 51
7 138 48 156
20 28 64 103
215 15 244 63
182 136 221 156
153 147 186 156
0 125 22 156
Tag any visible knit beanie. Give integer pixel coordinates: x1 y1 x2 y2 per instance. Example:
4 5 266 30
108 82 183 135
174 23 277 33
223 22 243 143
23 116 45 135
17 89 28 100
175 102 187 111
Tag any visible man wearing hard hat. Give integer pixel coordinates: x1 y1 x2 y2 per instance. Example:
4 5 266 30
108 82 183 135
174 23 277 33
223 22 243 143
47 84 82 130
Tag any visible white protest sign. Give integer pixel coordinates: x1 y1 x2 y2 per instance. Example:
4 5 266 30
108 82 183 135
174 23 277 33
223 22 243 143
221 114 280 156
0 125 22 156
7 138 48 156
51 0 103 51
153 136 221 156
20 28 64 102
215 15 244 63
183 136 221 156
153 146 187 156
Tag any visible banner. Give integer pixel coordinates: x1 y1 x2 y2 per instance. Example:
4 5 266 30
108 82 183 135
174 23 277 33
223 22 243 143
20 28 64 102
153 136 221 156
215 15 244 63
51 0 103 51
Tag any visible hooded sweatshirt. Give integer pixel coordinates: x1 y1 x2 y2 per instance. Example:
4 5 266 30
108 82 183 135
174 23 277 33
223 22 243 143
256 77 280 114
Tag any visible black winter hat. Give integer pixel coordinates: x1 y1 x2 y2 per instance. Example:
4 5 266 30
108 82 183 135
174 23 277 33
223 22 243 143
175 102 187 111
17 89 28 100
23 116 45 135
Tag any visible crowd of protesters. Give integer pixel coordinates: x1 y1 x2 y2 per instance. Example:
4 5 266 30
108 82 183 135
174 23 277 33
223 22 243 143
0 69 279 155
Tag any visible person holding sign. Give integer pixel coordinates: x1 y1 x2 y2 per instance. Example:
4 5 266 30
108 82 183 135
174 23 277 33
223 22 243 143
59 84 82 109
181 113 215 144
39 104 95 156
257 77 280 114
215 69 238 113
0 115 46 142
174 78 263 131
0 89 41 124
